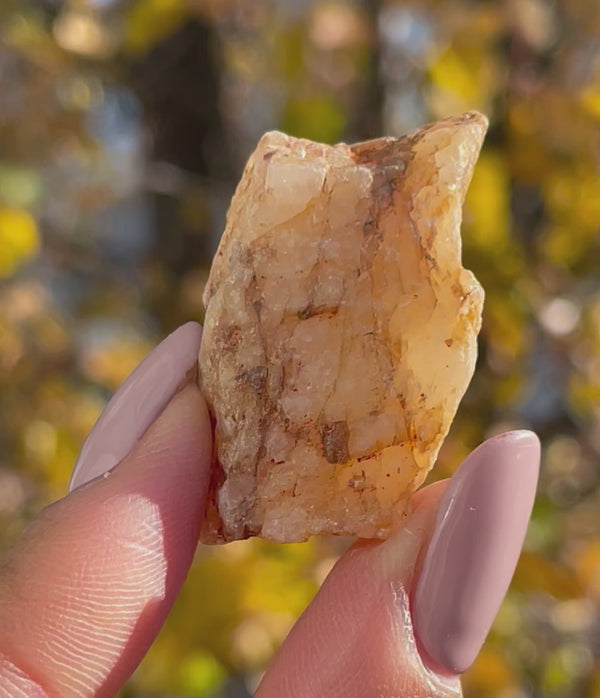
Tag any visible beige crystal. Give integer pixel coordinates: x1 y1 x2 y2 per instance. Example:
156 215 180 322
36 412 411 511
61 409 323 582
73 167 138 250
199 112 487 543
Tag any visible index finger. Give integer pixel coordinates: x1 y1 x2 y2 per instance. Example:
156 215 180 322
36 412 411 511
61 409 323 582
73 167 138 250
0 345 212 697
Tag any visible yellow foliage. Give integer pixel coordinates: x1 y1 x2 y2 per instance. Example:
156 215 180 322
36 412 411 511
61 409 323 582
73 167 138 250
127 638 225 695
16 377 102 489
242 551 317 616
513 551 583 599
45 427 80 489
464 150 510 251
541 164 600 266
484 294 526 361
544 166 600 235
492 373 523 407
461 644 515 693
541 649 578 694
429 47 483 102
80 337 154 390
428 44 500 114
570 540 600 600
569 373 600 419
283 96 346 144
124 0 187 55
589 664 600 698
0 206 40 278
579 87 600 120
0 316 23 373
178 651 226 693
542 224 588 267
275 25 305 80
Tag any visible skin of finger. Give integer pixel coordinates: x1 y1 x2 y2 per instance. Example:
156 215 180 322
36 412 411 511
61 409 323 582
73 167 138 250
256 480 462 698
0 384 212 698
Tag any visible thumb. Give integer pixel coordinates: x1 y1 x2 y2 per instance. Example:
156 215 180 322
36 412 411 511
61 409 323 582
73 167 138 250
0 324 212 698
256 479 461 698
256 431 540 698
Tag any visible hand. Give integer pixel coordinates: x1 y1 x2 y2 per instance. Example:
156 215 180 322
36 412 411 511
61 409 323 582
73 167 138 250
0 323 540 698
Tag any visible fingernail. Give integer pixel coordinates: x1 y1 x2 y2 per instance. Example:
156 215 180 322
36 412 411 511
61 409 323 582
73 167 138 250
412 430 540 675
69 322 202 492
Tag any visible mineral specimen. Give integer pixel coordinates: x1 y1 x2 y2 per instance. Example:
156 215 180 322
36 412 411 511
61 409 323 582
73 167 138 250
199 112 487 543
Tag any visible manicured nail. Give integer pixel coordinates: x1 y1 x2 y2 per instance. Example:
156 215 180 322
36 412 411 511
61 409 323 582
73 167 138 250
69 322 202 491
412 430 540 675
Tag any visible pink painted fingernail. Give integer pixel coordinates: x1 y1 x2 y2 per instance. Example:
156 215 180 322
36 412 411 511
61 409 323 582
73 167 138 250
69 322 202 492
412 430 540 675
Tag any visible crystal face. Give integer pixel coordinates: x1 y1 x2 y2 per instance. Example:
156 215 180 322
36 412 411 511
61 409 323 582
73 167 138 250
199 112 487 543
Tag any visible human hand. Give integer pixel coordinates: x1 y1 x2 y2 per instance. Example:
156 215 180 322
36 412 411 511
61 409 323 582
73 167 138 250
0 322 540 698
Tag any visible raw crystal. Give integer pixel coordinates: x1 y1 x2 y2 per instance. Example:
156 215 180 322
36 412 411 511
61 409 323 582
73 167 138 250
199 112 487 543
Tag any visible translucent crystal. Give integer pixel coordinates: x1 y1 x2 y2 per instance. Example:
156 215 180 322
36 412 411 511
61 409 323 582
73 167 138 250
199 112 487 543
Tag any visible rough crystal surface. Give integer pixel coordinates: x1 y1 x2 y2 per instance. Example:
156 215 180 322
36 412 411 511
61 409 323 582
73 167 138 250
199 112 487 543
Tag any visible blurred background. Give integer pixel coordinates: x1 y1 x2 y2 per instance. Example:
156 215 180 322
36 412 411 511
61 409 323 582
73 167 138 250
1 0 599 695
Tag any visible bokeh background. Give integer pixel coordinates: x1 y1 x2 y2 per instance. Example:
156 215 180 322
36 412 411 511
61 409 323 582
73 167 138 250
1 0 600 696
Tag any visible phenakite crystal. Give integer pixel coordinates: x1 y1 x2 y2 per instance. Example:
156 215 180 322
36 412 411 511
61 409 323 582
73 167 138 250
199 112 487 543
